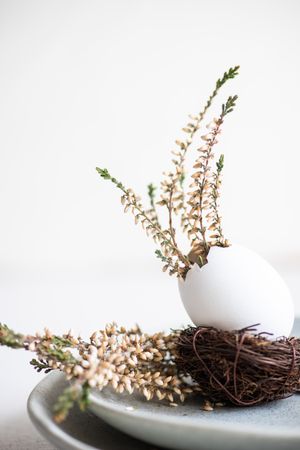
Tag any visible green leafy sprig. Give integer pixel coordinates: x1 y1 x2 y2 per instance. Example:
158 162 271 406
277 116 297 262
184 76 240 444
146 183 161 227
207 154 228 247
53 383 90 423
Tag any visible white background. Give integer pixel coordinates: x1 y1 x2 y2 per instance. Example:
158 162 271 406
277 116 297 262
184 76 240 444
0 1 300 448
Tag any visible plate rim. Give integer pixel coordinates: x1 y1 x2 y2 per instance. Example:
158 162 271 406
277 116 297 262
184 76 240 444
89 387 300 440
27 371 101 450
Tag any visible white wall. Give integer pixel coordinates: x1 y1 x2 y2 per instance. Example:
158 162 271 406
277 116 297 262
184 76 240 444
0 0 300 324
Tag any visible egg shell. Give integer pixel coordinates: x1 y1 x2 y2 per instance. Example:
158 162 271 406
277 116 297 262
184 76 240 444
178 244 294 338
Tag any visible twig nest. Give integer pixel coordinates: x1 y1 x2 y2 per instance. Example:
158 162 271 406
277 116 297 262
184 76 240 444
176 325 300 406
178 245 294 338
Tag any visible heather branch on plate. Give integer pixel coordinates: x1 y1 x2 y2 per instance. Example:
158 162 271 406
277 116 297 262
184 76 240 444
0 323 199 422
2 321 298 422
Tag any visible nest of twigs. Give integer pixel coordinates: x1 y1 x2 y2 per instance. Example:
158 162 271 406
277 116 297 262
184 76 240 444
176 324 300 406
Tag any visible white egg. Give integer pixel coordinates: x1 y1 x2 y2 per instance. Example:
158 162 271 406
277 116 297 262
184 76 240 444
178 244 294 338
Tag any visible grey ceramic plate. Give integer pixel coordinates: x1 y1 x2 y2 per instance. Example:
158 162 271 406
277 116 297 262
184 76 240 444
27 371 161 450
28 319 300 450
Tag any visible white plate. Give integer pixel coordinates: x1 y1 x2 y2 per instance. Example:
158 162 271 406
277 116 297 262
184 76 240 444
28 319 300 450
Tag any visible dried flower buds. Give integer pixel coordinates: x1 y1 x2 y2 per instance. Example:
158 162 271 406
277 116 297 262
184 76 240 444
0 323 201 422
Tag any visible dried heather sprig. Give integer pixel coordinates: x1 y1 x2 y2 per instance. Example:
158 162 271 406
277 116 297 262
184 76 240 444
207 154 229 247
0 323 200 422
96 68 239 277
159 66 239 237
96 168 190 277
186 95 237 256
53 383 90 423
146 183 161 227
